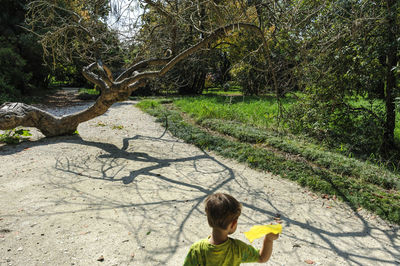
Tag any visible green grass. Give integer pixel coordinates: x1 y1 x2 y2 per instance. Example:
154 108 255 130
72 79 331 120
112 125 124 130
175 94 400 154
77 88 100 100
174 95 296 129
200 119 400 190
78 88 100 95
137 100 400 224
203 86 243 96
176 94 400 183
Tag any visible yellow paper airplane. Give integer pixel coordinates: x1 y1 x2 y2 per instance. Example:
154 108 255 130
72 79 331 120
244 224 282 243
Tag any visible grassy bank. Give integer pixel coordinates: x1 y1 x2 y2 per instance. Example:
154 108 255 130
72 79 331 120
175 95 400 162
137 99 400 224
173 95 296 129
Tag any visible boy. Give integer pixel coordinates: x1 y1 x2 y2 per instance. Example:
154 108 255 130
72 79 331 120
184 193 279 265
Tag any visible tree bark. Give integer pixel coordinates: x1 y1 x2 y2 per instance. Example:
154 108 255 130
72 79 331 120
0 23 266 137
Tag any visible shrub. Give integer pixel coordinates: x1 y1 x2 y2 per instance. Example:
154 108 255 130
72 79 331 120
230 62 267 95
0 128 32 144
0 45 32 98
286 92 385 155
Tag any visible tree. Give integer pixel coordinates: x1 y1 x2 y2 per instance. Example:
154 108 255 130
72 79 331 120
135 0 210 95
227 1 323 97
286 0 399 155
0 0 49 101
0 0 268 136
135 0 254 95
382 0 399 150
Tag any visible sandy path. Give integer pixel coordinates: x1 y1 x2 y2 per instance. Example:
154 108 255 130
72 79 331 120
0 101 399 266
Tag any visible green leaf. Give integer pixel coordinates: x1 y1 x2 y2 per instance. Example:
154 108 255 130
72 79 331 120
21 130 32 136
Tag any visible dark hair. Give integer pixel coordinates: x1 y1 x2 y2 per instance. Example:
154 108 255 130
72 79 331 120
204 193 242 229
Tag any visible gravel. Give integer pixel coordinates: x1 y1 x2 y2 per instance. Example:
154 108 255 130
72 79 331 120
0 101 399 265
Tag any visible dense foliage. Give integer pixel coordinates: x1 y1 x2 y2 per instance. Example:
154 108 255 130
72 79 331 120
0 0 124 104
0 0 49 102
131 0 399 157
289 0 399 155
132 1 249 95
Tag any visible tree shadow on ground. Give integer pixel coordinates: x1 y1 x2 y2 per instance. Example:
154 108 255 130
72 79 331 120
1 133 399 265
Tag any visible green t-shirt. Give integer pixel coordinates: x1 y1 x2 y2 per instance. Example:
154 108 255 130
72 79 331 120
183 237 260 266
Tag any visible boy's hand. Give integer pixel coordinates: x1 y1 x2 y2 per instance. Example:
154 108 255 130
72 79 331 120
259 233 279 263
265 233 279 241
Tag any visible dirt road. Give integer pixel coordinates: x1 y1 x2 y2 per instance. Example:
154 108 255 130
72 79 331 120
0 101 399 265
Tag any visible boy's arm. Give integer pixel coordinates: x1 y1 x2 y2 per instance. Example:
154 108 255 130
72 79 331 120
258 233 279 263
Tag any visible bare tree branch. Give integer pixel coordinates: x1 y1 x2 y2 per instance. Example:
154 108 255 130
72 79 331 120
119 23 266 88
0 21 266 137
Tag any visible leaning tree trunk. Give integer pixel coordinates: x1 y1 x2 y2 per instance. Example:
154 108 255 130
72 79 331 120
0 23 267 137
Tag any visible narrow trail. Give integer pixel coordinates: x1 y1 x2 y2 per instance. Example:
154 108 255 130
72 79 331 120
38 87 83 107
0 100 399 265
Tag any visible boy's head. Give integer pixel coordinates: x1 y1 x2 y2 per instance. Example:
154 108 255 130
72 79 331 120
204 193 242 231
